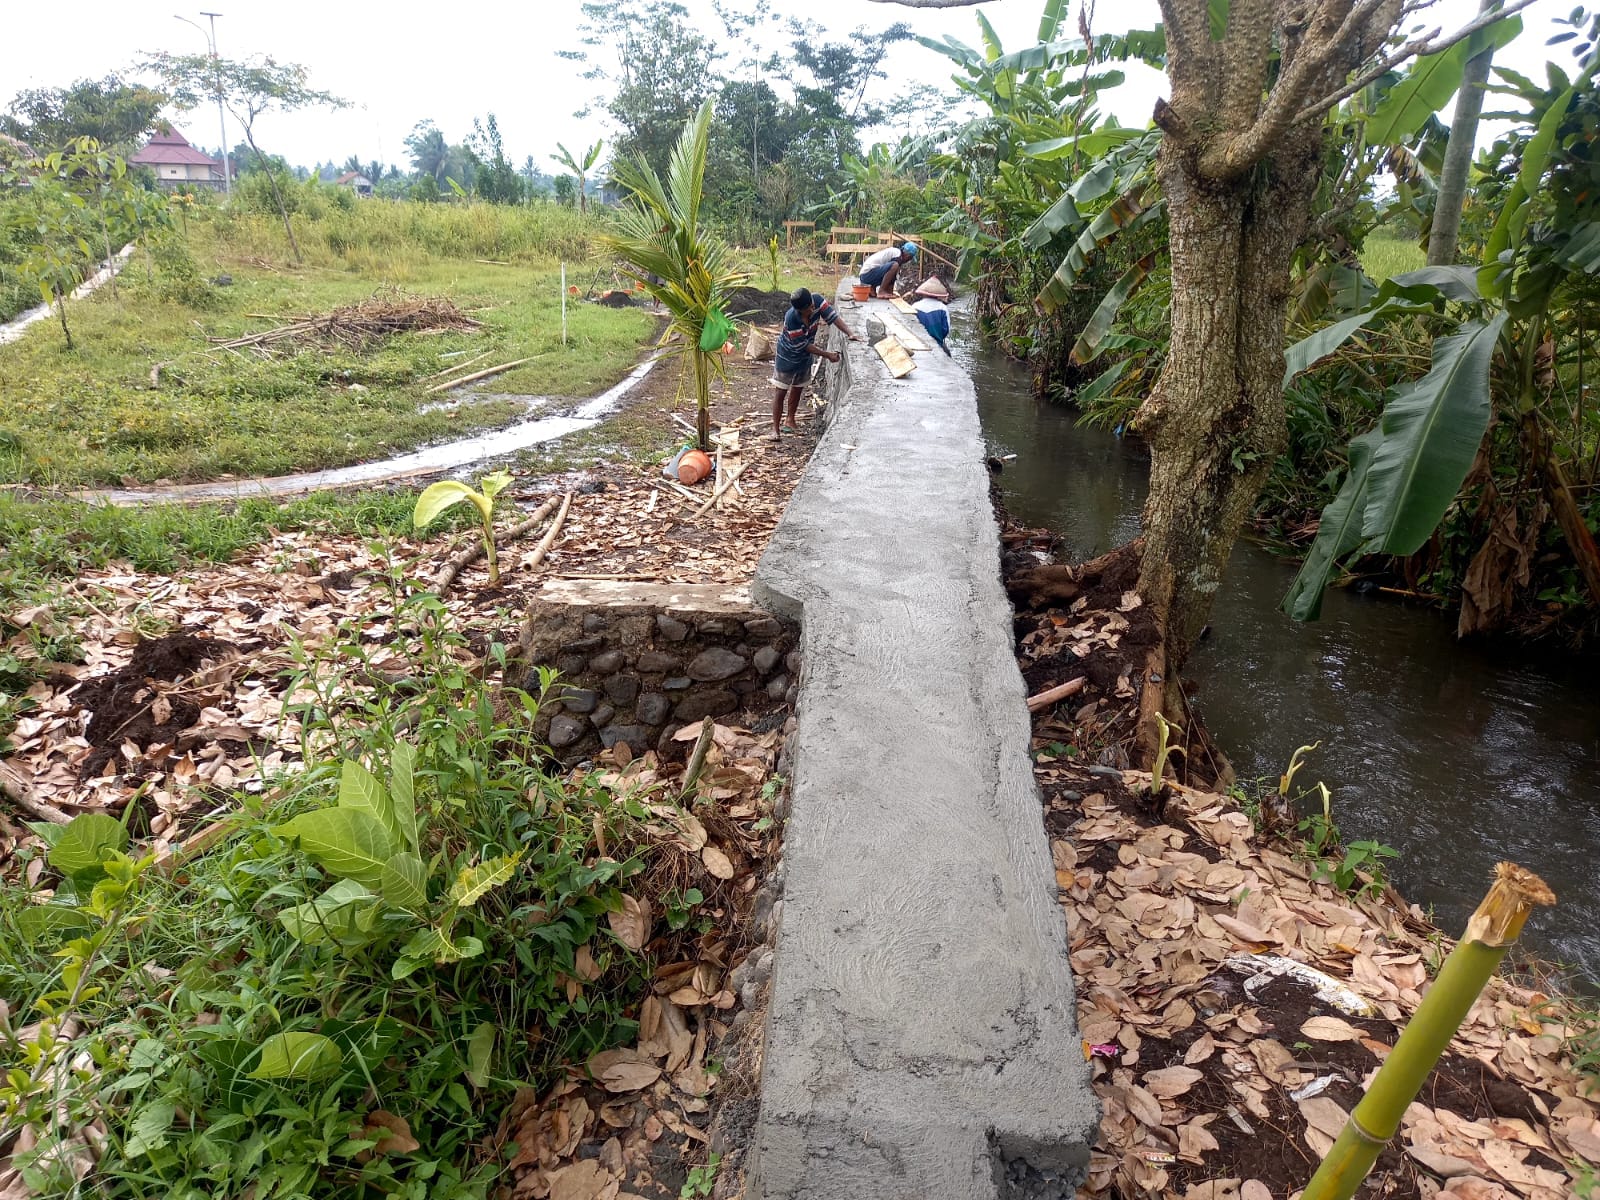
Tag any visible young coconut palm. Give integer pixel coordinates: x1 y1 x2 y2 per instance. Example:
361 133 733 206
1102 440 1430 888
602 100 744 453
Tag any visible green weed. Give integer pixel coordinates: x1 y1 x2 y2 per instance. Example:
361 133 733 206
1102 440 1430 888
0 588 669 1198
681 1152 721 1199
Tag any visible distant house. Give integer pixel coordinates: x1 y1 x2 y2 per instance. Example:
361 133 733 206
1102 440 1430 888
130 127 223 189
334 171 373 197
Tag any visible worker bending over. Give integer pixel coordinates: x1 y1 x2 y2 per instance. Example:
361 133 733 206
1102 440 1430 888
771 287 859 438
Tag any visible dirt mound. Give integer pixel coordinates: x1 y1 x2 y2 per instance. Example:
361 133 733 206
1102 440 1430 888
76 632 240 778
725 287 793 324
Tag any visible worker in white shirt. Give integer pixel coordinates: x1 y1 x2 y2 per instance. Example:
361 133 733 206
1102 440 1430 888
858 242 918 298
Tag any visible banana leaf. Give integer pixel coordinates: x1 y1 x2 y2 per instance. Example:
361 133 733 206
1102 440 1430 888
1022 190 1084 249
1365 16 1523 146
1281 428 1385 620
1070 251 1161 364
1361 313 1508 555
1039 192 1164 311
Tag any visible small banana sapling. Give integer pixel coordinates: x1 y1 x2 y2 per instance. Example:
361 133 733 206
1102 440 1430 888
414 469 514 587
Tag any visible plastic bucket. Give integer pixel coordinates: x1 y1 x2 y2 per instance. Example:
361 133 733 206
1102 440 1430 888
851 283 872 301
678 449 713 485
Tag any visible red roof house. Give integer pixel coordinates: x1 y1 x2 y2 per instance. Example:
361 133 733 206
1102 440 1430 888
130 128 222 188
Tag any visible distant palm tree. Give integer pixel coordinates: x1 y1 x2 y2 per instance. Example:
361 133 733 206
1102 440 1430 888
551 139 603 215
602 101 745 453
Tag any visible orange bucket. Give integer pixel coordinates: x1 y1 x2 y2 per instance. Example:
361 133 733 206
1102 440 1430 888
678 449 712 485
851 283 872 301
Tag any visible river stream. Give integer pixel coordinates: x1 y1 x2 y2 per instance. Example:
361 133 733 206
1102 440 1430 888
968 346 1600 985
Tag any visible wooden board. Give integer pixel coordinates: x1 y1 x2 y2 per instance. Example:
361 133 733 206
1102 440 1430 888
826 242 897 256
879 312 929 351
890 296 917 314
873 336 916 378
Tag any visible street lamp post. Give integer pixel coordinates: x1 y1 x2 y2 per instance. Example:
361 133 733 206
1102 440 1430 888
174 12 231 199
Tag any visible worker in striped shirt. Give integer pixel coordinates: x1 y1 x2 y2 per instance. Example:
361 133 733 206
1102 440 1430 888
771 287 860 438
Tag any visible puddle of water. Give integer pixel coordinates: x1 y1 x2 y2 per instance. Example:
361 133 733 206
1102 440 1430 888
970 346 1600 985
77 357 658 507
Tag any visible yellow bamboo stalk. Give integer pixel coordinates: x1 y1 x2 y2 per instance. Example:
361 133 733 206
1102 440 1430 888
1301 862 1555 1200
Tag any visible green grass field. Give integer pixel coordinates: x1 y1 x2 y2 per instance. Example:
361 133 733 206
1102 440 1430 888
0 204 656 487
1359 232 1427 282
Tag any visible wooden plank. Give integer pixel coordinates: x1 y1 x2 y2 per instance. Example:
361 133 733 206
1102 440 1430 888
890 296 917 314
873 336 916 378
880 312 929 351
826 242 899 255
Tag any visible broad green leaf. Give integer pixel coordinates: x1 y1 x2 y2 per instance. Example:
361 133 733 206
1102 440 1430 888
1284 308 1394 386
14 905 94 946
1209 0 1229 40
1070 251 1160 365
976 9 1004 61
250 1032 343 1080
478 469 513 501
413 481 476 529
1362 314 1508 555
465 1021 495 1088
1282 429 1384 621
124 1098 177 1158
47 812 128 878
1039 0 1067 42
277 879 378 947
1385 265 1481 303
276 809 396 887
1039 193 1163 311
338 758 395 841
394 925 476 977
446 852 523 908
1021 190 1082 249
389 740 418 852
1366 16 1523 145
381 852 430 914
1517 69 1588 199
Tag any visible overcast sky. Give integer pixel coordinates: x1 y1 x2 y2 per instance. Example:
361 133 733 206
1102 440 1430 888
0 0 1574 173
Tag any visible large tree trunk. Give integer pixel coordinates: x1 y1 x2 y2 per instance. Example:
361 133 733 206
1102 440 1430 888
1136 136 1322 669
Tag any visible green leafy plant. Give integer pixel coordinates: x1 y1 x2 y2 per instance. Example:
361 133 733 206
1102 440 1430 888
413 469 513 586
767 234 781 291
1146 711 1183 794
681 1152 721 1199
602 100 746 452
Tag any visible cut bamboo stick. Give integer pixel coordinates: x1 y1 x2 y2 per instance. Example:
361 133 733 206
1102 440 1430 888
423 356 538 394
421 349 492 382
432 496 560 594
692 463 745 518
1025 676 1087 712
0 761 72 825
524 491 573 571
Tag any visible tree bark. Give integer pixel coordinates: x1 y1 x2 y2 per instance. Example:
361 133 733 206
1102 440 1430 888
1135 133 1323 667
55 288 73 350
1429 0 1499 265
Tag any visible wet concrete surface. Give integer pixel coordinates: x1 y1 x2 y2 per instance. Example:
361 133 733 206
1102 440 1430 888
749 291 1097 1198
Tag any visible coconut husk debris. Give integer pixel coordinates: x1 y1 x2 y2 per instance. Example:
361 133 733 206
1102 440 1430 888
1004 515 1600 1200
207 290 481 356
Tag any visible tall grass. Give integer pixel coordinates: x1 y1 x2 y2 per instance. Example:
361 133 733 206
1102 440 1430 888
1359 233 1426 283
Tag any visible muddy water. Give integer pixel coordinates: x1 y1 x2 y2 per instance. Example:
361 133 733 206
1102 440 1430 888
968 348 1600 983
77 357 659 507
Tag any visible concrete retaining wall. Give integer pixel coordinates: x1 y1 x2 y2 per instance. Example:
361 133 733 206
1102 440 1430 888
746 285 1098 1198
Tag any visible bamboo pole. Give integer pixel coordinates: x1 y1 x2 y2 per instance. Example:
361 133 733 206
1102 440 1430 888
423 357 538 394
1025 676 1087 712
1301 862 1555 1200
421 350 492 382
432 496 560 594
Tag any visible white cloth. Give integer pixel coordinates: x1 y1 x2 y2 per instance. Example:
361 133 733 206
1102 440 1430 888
913 297 946 314
861 246 900 273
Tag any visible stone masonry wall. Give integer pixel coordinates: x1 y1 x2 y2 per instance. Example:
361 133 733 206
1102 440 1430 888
521 580 799 762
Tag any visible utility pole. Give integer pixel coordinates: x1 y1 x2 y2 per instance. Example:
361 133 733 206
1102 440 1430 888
175 12 231 199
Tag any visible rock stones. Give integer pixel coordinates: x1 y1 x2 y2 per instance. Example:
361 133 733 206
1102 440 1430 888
548 715 587 748
675 689 738 722
656 614 689 641
637 693 672 725
688 647 746 681
637 650 680 673
557 687 599 714
753 646 781 675
600 724 650 750
589 650 624 674
604 674 641 705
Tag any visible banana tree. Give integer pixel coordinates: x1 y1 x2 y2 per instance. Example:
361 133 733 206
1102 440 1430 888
552 139 603 215
602 101 745 452
1283 25 1600 625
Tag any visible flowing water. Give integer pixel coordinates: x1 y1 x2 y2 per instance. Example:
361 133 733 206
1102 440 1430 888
968 347 1600 984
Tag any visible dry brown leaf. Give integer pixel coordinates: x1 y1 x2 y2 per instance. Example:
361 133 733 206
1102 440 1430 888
1143 1065 1204 1098
1299 1095 1347 1157
1564 1115 1600 1162
548 1159 613 1200
1182 1181 1240 1200
701 845 735 880
1177 1120 1220 1162
1122 1084 1162 1127
587 1048 663 1093
607 895 652 951
361 1110 420 1155
1184 1033 1218 1065
1437 1179 1515 1200
1241 1181 1272 1200
1301 1015 1364 1043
